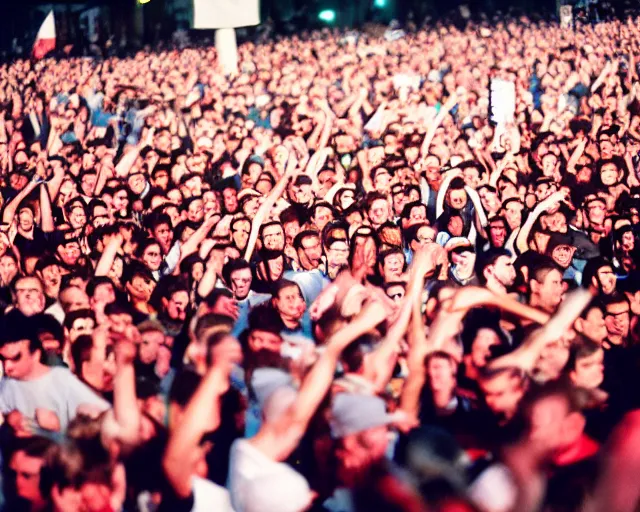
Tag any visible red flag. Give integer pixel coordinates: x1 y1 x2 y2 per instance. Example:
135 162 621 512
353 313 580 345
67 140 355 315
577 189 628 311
33 11 56 60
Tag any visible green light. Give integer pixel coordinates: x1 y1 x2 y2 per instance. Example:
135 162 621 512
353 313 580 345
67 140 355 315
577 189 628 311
373 0 387 7
318 9 336 23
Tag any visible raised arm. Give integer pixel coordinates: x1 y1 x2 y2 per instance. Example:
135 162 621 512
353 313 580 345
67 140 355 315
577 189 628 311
95 234 123 277
39 183 55 233
251 298 388 462
515 190 567 254
487 288 593 372
244 153 296 261
2 179 40 225
101 326 142 449
163 358 230 497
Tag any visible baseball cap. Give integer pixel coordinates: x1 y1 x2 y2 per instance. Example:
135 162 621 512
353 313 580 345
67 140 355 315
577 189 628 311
293 175 313 187
330 393 402 438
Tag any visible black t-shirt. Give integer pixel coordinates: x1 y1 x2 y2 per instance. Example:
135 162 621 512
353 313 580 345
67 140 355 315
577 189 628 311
13 227 50 256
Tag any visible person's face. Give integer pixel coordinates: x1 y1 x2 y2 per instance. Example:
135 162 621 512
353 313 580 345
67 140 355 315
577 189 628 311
211 295 239 320
92 206 109 229
541 154 557 175
187 199 204 223
535 183 555 203
281 221 300 249
392 187 406 216
69 206 87 230
0 255 18 285
409 206 427 226
527 395 573 453
142 244 163 271
112 190 129 211
447 189 468 210
41 264 62 292
463 167 482 189
504 202 524 230
298 236 323 271
292 183 313 204
327 240 349 270
80 173 97 196
314 207 333 232
18 208 34 232
242 197 261 218
92 283 115 308
165 291 189 321
223 188 238 213
340 190 356 210
0 340 37 379
262 224 285 251
230 268 252 300
479 372 523 420
491 255 516 288
424 162 442 190
576 164 593 184
414 226 436 250
595 266 616 295
60 287 90 313
479 187 500 213
586 200 607 225
232 220 251 250
69 317 95 343
381 253 404 282
58 242 81 267
571 349 605 389
599 140 614 160
605 301 631 340
14 277 45 317
551 245 575 269
471 328 500 368
533 269 564 312
129 274 155 302
373 169 392 192
368 199 389 227
427 356 456 394
489 221 507 247
536 338 570 380
600 162 620 187
248 329 282 353
318 171 337 198
621 231 635 252
140 330 164 365
153 223 173 252
153 171 169 190
274 285 306 321
578 307 608 343
128 174 147 195
9 450 45 507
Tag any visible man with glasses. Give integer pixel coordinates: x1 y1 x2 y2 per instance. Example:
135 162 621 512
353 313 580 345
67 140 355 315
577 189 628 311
0 309 109 432
222 258 270 337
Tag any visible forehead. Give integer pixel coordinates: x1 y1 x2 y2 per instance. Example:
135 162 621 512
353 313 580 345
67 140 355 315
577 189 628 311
0 340 29 355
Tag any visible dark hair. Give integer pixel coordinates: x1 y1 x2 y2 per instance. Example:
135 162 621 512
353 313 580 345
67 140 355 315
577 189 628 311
222 258 252 287
85 276 115 299
293 229 321 251
63 308 96 331
475 248 512 285
169 369 202 407
70 334 94 376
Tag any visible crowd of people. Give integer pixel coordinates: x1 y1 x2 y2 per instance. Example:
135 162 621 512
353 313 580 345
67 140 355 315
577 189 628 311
1 10 640 512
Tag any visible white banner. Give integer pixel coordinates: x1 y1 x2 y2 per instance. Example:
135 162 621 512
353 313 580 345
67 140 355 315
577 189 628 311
193 0 260 29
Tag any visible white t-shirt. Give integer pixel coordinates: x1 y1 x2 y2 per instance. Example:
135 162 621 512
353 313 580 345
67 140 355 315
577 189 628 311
192 476 234 512
228 439 312 512
0 367 110 430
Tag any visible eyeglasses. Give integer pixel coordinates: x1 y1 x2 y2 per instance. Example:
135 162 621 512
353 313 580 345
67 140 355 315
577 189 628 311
605 309 630 318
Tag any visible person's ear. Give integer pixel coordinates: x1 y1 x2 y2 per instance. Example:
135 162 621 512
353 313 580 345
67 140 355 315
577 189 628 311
161 297 169 310
530 278 540 294
574 318 584 334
